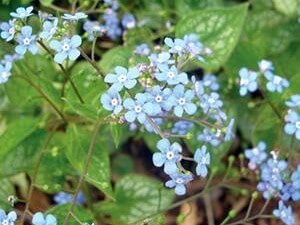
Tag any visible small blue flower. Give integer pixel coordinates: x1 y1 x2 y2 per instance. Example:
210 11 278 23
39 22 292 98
258 59 274 73
183 33 204 61
165 172 193 195
284 111 300 140
194 146 210 178
15 26 38 55
197 128 221 146
239 68 258 96
10 6 34 19
146 85 172 114
103 9 121 40
134 43 151 56
155 64 188 85
38 11 56 21
123 93 153 123
149 52 173 67
164 37 185 56
0 209 17 225
83 20 106 41
257 181 278 199
0 62 12 84
62 12 87 21
170 84 196 117
32 212 57 225
245 141 267 170
144 118 163 133
100 88 123 114
104 0 119 10
264 71 289 93
202 74 219 91
121 13 136 29
153 138 182 174
224 118 235 141
285 95 300 108
0 20 16 41
273 201 295 225
291 165 300 189
104 66 139 91
281 183 300 201
39 19 58 41
200 92 223 114
171 121 193 135
49 35 82 64
54 191 86 205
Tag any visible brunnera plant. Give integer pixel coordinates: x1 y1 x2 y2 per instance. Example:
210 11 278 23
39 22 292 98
0 0 299 225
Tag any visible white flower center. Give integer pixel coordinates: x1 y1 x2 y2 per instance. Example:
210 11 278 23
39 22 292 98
166 151 174 160
175 45 183 51
23 38 30 45
296 121 300 129
63 43 70 51
216 129 221 137
111 98 118 106
252 147 259 155
134 105 142 113
2 220 9 225
155 95 162 103
208 97 215 104
273 76 282 85
118 75 127 83
176 178 184 184
240 78 249 86
167 71 175 79
8 28 14 34
178 97 186 105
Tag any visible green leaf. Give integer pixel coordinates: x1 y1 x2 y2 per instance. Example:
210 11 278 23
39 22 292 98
99 47 132 73
175 4 248 70
0 179 15 211
39 0 54 6
124 27 152 47
97 175 174 224
63 98 98 121
47 204 94 225
0 118 39 160
272 0 300 16
110 123 123 148
65 124 114 198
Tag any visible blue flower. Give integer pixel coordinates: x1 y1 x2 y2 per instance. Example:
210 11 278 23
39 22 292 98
285 95 300 108
32 212 57 225
104 66 139 91
224 118 235 141
264 71 289 93
49 35 82 64
121 13 136 29
62 12 87 21
149 52 173 67
245 141 267 170
284 111 300 140
54 191 86 205
40 19 58 41
123 93 153 123
194 146 210 178
15 26 38 55
291 165 300 189
171 121 193 135
281 183 300 201
144 118 163 133
10 6 34 19
83 20 106 41
273 201 295 225
146 85 172 114
238 68 258 96
169 84 196 117
155 64 188 85
100 88 123 114
258 59 274 73
0 62 12 84
202 74 219 91
0 20 16 41
183 33 204 61
165 172 193 195
104 0 119 10
200 92 223 114
38 11 56 21
164 37 185 56
197 128 221 146
103 9 121 40
152 138 182 174
0 209 17 225
134 43 151 56
257 181 278 199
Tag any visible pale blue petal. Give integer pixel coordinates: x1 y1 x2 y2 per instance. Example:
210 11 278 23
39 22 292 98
54 52 67 64
124 79 137 89
104 73 118 83
284 124 296 135
164 161 177 174
157 138 170 152
15 45 26 55
174 184 186 195
152 152 165 167
123 98 135 109
70 35 82 47
124 111 136 122
184 103 197 115
196 164 208 177
174 105 183 117
68 49 80 61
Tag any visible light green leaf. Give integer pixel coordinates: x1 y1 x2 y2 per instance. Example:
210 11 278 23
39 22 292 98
0 179 15 211
97 175 174 224
176 4 248 70
273 0 300 16
47 204 94 225
65 124 114 198
99 47 132 74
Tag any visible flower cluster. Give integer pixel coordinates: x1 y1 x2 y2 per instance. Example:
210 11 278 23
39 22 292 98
284 95 300 140
245 142 300 225
101 34 235 195
53 191 86 205
238 59 289 96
